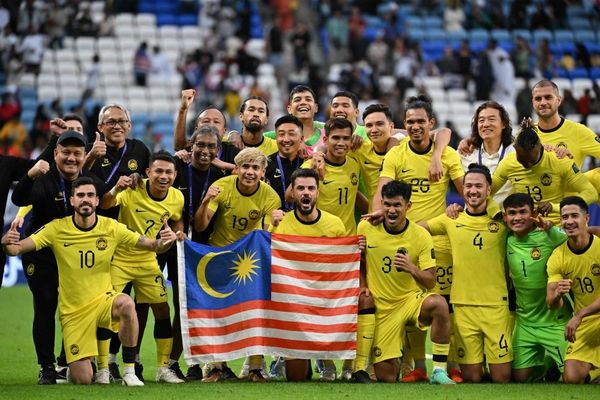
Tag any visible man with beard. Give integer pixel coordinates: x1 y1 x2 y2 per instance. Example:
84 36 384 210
12 131 108 384
270 168 346 381
2 177 179 386
421 164 512 383
358 180 455 385
239 96 277 156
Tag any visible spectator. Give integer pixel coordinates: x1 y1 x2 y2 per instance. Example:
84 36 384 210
456 40 472 90
444 0 465 31
266 15 284 73
290 21 311 67
490 54 515 105
150 45 174 81
575 42 592 71
467 4 492 30
392 38 419 100
178 53 202 91
530 3 553 30
133 42 151 86
512 36 532 79
5 44 23 90
326 9 349 63
366 32 389 74
81 53 100 102
348 6 367 62
438 46 462 89
550 0 567 28
46 0 68 49
509 0 528 29
535 39 555 78
474 50 494 101
20 27 44 75
0 115 27 156
17 0 46 35
559 88 579 115
0 91 20 128
73 4 98 37
515 81 533 122
578 88 593 125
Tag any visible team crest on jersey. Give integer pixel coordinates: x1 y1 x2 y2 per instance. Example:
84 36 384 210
350 172 358 186
248 210 260 220
26 264 35 276
70 344 79 355
556 142 567 149
566 345 573 355
540 173 552 186
96 238 108 251
530 248 541 260
128 159 138 171
487 221 500 233
372 346 382 357
457 347 465 358
160 212 170 223
591 264 600 276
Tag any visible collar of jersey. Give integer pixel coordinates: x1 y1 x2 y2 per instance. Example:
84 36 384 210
293 209 321 225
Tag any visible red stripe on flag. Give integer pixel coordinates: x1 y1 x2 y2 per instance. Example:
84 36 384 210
272 248 360 263
190 336 355 355
272 233 359 246
189 318 356 336
271 264 359 282
187 300 357 319
272 283 359 299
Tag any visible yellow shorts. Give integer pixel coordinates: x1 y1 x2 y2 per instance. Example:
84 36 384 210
565 316 600 367
111 263 168 304
372 291 433 364
432 241 452 297
454 304 513 364
61 291 122 364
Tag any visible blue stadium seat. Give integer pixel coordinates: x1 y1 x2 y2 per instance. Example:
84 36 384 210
155 0 178 13
131 113 150 128
178 14 198 26
446 29 468 42
556 67 570 78
153 113 173 125
426 28 447 41
469 29 490 42
138 2 154 14
364 15 386 30
19 86 37 100
569 17 591 30
423 16 443 29
584 41 600 53
550 42 576 55
512 29 532 41
533 30 553 43
554 30 575 43
491 29 510 42
156 14 177 26
406 16 424 29
363 27 380 42
469 41 487 53
575 30 597 42
406 28 426 41
591 68 600 80
570 68 590 79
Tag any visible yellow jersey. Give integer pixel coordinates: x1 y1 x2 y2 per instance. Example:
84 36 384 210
358 219 436 312
271 209 346 237
208 175 281 246
427 210 509 306
380 140 464 222
30 216 140 315
536 118 600 168
113 179 184 266
301 157 361 235
349 140 388 207
492 150 597 223
244 135 278 156
585 168 600 203
547 235 600 314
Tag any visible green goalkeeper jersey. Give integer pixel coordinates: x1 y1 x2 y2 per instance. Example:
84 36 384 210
507 226 571 327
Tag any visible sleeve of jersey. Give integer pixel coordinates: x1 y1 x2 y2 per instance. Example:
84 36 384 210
29 222 55 250
417 229 436 270
379 148 398 180
564 162 597 205
445 149 465 180
262 189 282 227
547 226 568 247
579 124 600 159
115 221 142 247
300 159 312 169
263 130 276 140
115 189 128 207
170 190 185 221
491 160 508 194
426 214 448 236
546 251 564 284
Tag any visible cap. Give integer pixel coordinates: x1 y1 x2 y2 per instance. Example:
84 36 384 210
57 130 86 147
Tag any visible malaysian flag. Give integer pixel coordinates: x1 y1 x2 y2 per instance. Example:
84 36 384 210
177 231 360 364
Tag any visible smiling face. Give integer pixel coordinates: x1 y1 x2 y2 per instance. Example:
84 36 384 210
364 111 393 148
276 122 302 159
324 127 352 161
292 176 319 216
191 133 219 169
504 204 535 236
560 204 589 238
236 161 265 192
463 172 491 211
196 109 226 138
532 85 561 121
54 143 85 179
98 107 131 148
146 159 177 196
404 108 433 148
71 184 98 218
330 96 359 124
288 90 317 121
477 107 504 144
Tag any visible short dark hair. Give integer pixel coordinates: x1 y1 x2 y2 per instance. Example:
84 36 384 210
63 113 85 127
515 118 540 151
503 193 534 212
470 101 513 149
195 106 227 129
464 163 492 185
363 103 393 122
560 196 588 214
191 125 221 148
291 168 320 187
331 91 359 108
405 94 434 119
381 180 412 203
71 176 97 195
288 85 317 104
275 114 303 131
532 79 559 95
149 151 176 167
240 96 269 116
324 117 353 136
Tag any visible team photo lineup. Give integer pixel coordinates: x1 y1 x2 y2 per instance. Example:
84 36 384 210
2 0 600 392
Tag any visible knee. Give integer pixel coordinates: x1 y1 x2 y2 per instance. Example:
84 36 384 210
563 370 586 384
461 369 483 383
490 365 512 383
427 295 449 319
115 297 136 319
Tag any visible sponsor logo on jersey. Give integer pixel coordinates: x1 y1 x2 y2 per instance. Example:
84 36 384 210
101 158 111 167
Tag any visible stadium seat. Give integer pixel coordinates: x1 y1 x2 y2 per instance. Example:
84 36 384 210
426 28 447 42
114 13 135 27
570 68 590 79
554 30 575 43
136 13 157 27
590 67 600 80
156 14 177 26
423 16 443 29
533 30 553 43
511 29 532 41
586 115 600 133
569 17 592 30
159 25 179 40
469 29 490 42
572 78 593 97
405 16 424 29
575 30 596 42
406 28 426 41
446 29 468 42
491 29 511 42
178 14 198 26
449 99 472 113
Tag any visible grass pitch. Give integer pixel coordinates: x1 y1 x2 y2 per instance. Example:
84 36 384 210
1 285 597 400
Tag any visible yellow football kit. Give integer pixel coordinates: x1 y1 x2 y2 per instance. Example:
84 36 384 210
271 209 345 237
536 118 600 168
